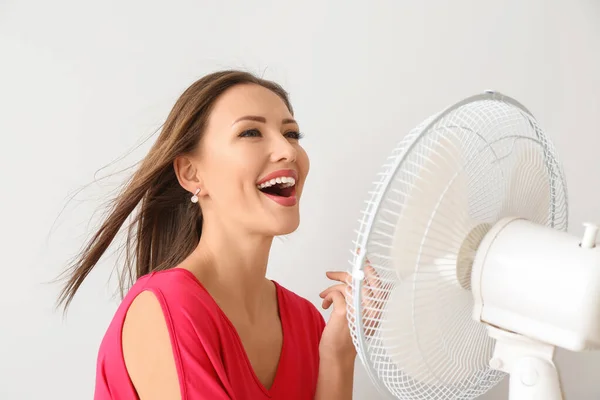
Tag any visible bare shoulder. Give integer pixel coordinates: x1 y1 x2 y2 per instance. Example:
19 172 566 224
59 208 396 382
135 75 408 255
122 290 181 400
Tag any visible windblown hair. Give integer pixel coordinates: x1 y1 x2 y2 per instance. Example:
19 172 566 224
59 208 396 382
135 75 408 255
57 70 293 311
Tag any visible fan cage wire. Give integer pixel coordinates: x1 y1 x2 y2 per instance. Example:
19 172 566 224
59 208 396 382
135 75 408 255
346 92 568 400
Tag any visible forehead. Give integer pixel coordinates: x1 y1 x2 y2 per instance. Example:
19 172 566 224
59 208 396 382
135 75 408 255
207 83 292 126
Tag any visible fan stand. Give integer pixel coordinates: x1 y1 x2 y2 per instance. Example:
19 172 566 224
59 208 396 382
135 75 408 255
486 325 564 400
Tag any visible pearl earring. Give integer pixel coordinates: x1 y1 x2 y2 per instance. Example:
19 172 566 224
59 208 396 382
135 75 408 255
191 188 200 203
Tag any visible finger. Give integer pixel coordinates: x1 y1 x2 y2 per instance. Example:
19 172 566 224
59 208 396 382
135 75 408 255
322 291 342 309
364 264 380 288
326 271 351 284
322 290 347 316
361 285 375 302
363 264 391 304
358 262 379 300
319 283 346 298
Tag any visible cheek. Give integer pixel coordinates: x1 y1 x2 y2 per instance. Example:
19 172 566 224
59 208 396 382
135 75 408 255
293 147 309 198
215 154 259 198
202 150 246 196
298 147 310 179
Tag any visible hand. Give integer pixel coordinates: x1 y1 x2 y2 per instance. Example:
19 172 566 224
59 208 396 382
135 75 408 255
318 258 387 361
318 270 356 361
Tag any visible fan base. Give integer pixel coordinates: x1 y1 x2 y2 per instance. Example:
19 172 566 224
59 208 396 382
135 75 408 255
487 325 564 400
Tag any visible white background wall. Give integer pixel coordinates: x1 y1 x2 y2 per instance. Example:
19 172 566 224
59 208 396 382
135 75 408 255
1 0 599 398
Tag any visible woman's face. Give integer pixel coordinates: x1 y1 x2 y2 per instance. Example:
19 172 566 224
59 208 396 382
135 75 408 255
195 83 309 237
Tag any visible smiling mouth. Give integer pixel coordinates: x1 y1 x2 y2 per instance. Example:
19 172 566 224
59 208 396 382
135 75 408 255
257 177 296 198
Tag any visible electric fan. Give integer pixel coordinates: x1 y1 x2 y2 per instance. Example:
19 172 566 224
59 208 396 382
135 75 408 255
347 91 600 400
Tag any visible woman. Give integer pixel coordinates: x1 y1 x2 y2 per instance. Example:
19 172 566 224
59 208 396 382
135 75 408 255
58 70 357 399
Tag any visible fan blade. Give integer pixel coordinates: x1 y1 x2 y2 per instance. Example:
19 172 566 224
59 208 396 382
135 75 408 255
390 131 479 285
379 271 491 387
498 142 552 225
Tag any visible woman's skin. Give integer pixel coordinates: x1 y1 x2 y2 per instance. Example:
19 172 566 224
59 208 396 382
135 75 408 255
121 83 357 399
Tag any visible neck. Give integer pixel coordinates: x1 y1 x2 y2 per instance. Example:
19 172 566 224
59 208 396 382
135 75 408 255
187 217 275 317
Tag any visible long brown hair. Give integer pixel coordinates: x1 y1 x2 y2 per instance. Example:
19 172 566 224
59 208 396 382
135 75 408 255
57 70 294 312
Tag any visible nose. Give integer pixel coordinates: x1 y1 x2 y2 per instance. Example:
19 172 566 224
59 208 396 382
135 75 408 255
269 135 297 163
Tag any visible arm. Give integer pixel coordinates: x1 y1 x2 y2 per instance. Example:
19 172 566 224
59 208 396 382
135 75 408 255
315 265 383 399
314 351 356 400
315 284 357 400
122 290 232 400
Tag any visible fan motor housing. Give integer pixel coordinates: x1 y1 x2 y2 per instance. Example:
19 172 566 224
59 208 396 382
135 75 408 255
471 217 600 352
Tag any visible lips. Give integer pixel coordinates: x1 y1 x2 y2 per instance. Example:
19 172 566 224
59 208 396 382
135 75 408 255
256 169 298 207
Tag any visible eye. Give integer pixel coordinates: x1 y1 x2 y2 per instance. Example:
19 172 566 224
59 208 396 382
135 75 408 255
285 131 304 140
239 129 262 138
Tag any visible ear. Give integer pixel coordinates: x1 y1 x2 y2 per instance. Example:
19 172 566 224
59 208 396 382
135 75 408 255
173 154 207 198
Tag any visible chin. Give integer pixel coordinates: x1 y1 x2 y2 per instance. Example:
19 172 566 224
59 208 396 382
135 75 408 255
274 217 301 236
263 215 300 236
275 223 300 236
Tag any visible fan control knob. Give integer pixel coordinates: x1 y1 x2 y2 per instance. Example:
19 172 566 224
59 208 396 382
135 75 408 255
581 222 599 249
520 368 539 386
489 358 503 369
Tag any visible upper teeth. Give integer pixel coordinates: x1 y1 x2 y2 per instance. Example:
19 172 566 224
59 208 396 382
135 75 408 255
257 176 296 189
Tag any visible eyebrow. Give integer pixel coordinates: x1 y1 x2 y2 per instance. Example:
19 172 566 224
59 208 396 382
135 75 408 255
231 115 297 126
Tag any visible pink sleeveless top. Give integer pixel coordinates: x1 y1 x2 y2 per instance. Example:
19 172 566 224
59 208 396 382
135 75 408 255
94 268 326 399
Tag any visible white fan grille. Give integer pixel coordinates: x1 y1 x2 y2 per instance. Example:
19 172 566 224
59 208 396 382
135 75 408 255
347 93 568 400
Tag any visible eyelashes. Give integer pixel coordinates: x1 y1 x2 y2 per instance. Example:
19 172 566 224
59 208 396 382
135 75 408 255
285 131 305 140
238 129 261 138
238 129 304 140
